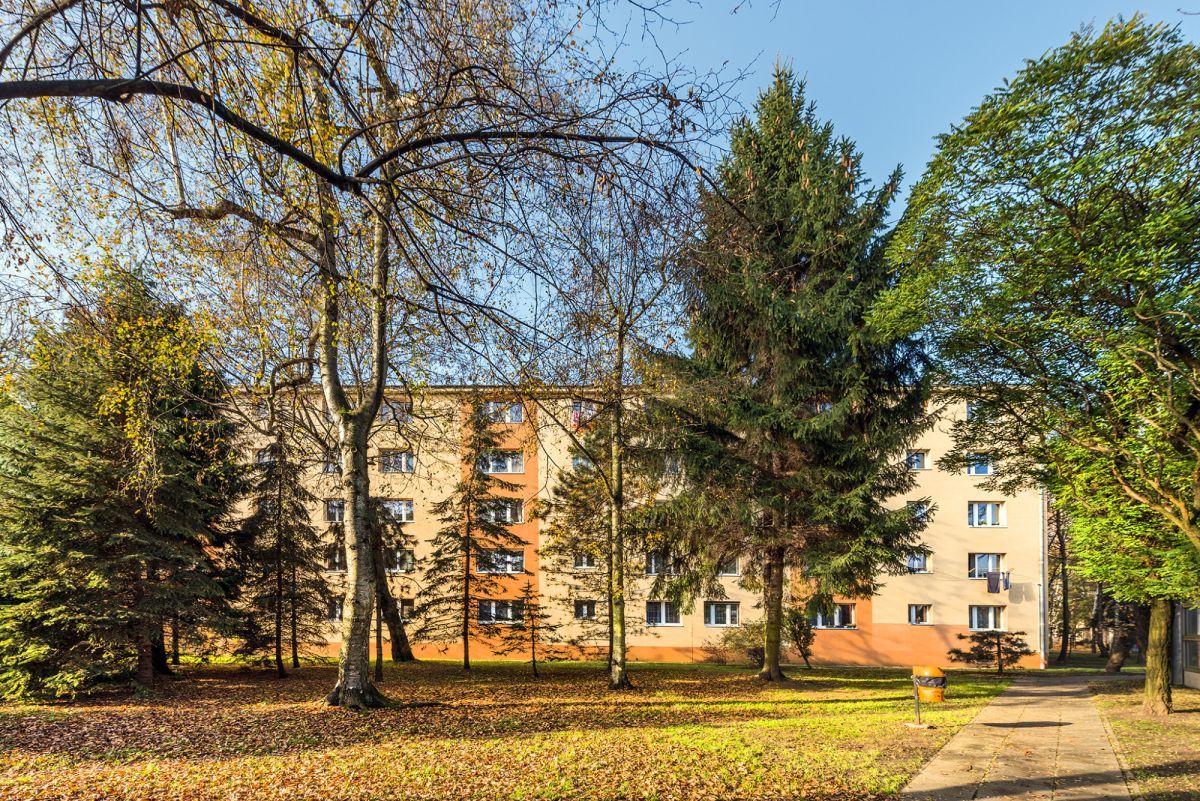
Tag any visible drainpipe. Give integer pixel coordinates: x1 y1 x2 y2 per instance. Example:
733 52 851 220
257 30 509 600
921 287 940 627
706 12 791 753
1038 487 1049 668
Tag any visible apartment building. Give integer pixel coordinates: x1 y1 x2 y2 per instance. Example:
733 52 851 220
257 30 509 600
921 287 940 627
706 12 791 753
266 388 1046 668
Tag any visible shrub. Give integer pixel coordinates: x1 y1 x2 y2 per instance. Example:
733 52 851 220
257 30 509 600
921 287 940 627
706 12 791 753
719 621 766 669
948 630 1034 674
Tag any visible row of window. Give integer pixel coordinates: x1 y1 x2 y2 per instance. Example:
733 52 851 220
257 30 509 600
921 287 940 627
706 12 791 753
259 447 527 477
905 449 994 475
322 497 525 525
810 603 1006 631
904 551 1008 579
324 547 527 575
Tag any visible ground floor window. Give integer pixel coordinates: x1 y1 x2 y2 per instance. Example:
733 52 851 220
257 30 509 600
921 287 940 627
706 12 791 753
813 603 855 629
326 598 343 622
646 600 681 626
478 599 524 624
574 600 597 620
1185 608 1200 672
969 605 1004 631
703 601 739 627
908 604 931 625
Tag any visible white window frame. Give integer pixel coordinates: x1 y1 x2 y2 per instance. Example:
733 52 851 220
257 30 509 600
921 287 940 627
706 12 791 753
399 598 415 622
813 603 856 629
967 501 1004 527
703 601 740 627
645 551 679 576
570 400 596 427
968 552 1003 579
325 499 345 523
966 454 993 476
906 450 928 470
645 600 682 627
573 552 598 570
477 549 525 574
478 599 524 625
382 499 415 523
908 604 932 625
969 605 1005 631
321 451 342 474
574 600 597 620
716 555 740 576
479 451 524 474
380 450 416 474
906 552 930 573
326 598 343 622
386 548 416 574
480 499 524 524
907 500 930 522
482 401 524 424
379 400 413 423
324 542 347 573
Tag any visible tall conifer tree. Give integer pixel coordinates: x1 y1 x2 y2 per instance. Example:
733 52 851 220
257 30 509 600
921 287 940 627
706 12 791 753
664 68 931 680
0 270 241 699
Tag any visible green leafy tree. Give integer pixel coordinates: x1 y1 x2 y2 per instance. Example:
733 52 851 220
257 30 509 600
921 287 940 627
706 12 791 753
490 580 565 677
0 271 241 699
662 67 931 681
784 608 816 669
414 400 527 671
948 630 1035 675
235 438 331 676
878 17 1200 714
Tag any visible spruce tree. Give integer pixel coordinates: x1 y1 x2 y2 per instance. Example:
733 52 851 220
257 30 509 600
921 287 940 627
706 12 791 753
664 68 931 680
491 580 565 677
0 270 241 699
414 400 528 670
234 436 331 676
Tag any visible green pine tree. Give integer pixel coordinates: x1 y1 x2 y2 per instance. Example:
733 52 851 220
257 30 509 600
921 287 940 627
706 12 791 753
662 67 932 680
491 580 565 677
233 435 332 676
413 398 528 670
0 270 242 699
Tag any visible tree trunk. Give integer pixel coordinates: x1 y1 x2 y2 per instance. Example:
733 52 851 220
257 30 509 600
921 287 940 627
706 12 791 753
1143 597 1172 716
325 419 387 709
371 523 414 662
1091 584 1106 656
995 631 1004 674
531 616 539 678
170 613 180 665
135 631 155 689
759 546 787 681
151 623 173 675
1055 512 1070 663
274 497 286 678
375 595 383 682
1105 604 1130 673
608 334 632 690
462 524 472 672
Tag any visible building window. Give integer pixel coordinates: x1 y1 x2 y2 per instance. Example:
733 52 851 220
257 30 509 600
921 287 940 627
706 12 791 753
704 601 740 627
573 552 597 570
967 501 1004 527
399 598 416 621
379 400 412 423
966 400 984 421
479 451 524 474
255 447 277 465
477 549 525 574
325 499 345 523
385 548 416 574
968 552 1003 579
813 603 856 629
716 555 739 576
321 451 342 474
966 454 993 476
969 605 1004 631
663 455 683 477
645 551 679 576
382 499 415 523
570 400 596 427
572 454 592 471
380 449 416 473
908 604 932 625
907 500 930 522
1183 608 1200 673
574 600 597 620
326 598 343 622
478 599 524 624
906 553 929 573
906 450 928 470
645 600 681 626
324 543 347 572
482 401 524 424
480 499 524 524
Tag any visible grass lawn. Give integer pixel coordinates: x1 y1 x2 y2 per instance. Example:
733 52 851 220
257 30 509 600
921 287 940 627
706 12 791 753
1091 681 1200 801
0 661 1006 801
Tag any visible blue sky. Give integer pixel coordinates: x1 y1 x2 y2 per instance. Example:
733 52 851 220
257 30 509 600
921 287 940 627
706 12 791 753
632 1 1200 202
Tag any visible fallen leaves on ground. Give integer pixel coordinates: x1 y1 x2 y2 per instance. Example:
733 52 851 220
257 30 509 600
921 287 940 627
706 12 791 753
1091 681 1200 801
0 662 1007 800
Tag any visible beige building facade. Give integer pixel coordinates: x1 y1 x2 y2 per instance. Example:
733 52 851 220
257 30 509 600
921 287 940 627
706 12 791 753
270 388 1046 668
